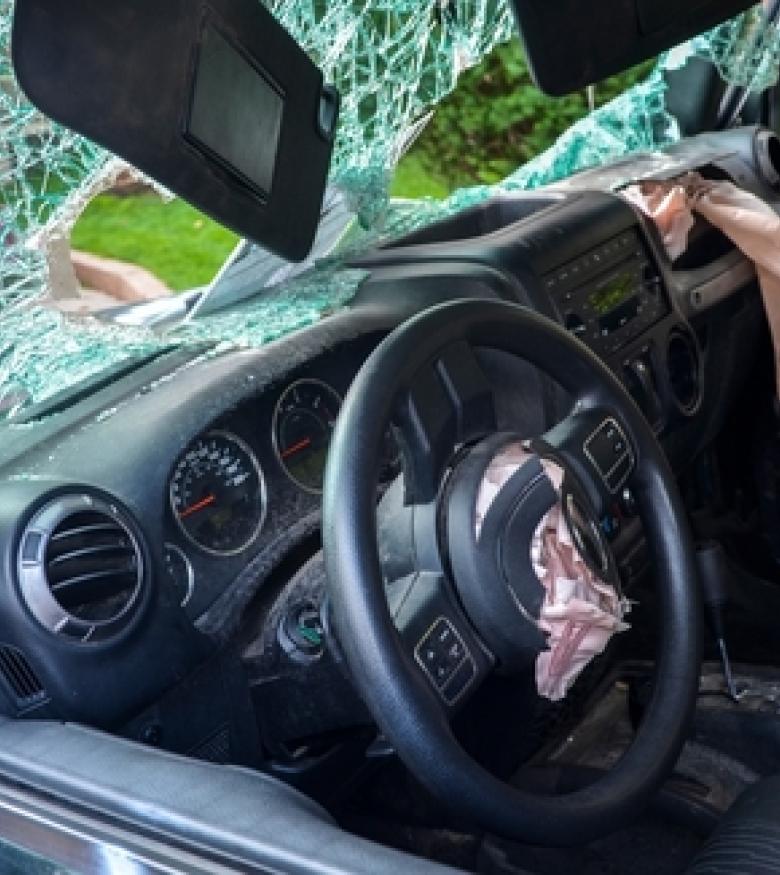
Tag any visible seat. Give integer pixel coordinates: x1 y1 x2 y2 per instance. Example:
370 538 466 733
0 719 460 873
688 776 780 874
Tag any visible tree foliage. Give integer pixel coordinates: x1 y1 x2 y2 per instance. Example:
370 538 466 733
399 40 655 194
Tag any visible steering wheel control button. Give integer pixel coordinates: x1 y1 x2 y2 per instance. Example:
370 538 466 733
444 659 477 704
620 487 638 517
584 418 633 492
415 618 475 704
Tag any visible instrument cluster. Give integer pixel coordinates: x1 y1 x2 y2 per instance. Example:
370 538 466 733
165 373 400 582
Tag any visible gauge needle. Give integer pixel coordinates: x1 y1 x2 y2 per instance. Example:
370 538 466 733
179 494 216 519
281 437 312 459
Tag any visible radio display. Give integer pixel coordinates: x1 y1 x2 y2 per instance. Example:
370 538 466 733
588 272 636 315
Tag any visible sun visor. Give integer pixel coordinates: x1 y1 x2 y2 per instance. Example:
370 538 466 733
509 0 756 95
12 0 339 261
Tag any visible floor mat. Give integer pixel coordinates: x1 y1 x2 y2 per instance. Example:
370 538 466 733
479 812 703 875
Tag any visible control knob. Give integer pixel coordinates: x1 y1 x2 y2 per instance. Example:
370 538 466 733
564 312 587 338
623 357 662 427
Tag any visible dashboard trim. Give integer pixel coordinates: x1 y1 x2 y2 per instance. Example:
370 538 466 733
687 256 756 312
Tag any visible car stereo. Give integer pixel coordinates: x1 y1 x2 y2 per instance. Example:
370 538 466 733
542 229 668 357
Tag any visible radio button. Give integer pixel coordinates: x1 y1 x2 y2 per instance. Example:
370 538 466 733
564 312 587 338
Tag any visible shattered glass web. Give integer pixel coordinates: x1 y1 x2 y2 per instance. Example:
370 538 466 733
1 0 780 418
372 5 780 240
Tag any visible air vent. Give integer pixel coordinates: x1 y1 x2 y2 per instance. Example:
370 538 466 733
0 645 45 708
46 509 139 623
18 494 145 642
666 330 703 416
755 129 780 190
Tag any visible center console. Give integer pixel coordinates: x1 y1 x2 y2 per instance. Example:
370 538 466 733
542 229 668 358
540 225 704 437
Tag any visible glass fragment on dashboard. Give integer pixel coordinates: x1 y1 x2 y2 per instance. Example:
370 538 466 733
2 1 780 420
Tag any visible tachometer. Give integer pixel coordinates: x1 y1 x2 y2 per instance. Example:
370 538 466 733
170 431 266 556
273 379 342 493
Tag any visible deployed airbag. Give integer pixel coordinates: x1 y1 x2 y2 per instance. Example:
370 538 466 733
623 172 780 394
475 442 629 701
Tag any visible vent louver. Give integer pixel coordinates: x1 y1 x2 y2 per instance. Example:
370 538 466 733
0 645 45 707
46 510 139 623
18 495 145 642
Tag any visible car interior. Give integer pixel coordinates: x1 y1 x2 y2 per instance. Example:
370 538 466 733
5 0 780 872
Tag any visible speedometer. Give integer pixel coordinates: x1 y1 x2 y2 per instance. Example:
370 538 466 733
170 431 267 556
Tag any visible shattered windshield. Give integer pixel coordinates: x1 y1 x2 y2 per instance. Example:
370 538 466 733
2 0 780 419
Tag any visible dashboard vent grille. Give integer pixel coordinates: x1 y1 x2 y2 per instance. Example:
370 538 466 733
18 494 145 642
0 645 45 707
45 510 140 625
188 726 231 764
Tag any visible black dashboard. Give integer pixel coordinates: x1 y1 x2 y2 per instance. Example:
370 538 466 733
0 127 772 763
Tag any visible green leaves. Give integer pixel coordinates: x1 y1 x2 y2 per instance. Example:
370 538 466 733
397 41 654 196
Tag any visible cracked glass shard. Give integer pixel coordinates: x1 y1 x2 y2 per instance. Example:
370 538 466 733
1 0 780 420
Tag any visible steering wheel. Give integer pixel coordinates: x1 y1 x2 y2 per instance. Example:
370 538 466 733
322 299 701 846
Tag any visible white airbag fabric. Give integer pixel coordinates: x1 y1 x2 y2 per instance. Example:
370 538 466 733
475 442 629 701
623 172 780 395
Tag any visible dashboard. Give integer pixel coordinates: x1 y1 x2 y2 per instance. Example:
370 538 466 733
0 126 773 762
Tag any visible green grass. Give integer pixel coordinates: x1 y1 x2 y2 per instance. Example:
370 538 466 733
70 193 240 291
70 171 447 292
391 152 450 199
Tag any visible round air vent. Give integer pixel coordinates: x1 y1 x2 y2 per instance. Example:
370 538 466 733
666 330 702 416
17 494 145 642
754 129 780 190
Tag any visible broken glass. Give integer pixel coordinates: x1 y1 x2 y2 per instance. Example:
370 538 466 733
2 0 780 419
355 4 780 244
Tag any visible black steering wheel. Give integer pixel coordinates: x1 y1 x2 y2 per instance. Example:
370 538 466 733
322 299 701 846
